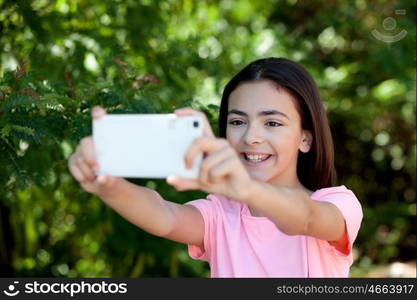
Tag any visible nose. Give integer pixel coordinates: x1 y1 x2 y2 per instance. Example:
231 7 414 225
243 124 264 145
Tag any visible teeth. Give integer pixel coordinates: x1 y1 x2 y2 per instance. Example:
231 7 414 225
245 154 270 162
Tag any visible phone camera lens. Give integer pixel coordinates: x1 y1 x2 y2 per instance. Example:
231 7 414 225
193 121 199 128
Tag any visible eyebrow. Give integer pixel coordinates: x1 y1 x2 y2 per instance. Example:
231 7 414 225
227 109 290 120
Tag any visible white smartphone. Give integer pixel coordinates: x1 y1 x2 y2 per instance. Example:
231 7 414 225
93 114 203 179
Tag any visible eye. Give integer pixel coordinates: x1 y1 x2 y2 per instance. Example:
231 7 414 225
228 119 245 126
266 121 282 127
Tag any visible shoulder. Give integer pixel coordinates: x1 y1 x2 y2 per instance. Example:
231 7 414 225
207 193 243 213
186 193 242 214
312 185 363 226
312 185 360 208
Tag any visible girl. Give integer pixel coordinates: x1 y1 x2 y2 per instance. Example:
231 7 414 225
68 57 363 277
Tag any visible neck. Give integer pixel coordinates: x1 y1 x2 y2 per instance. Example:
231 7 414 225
268 171 307 191
266 165 314 198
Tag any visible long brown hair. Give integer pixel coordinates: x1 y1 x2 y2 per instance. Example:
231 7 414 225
218 57 336 190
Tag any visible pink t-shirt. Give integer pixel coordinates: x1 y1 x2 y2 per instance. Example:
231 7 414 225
185 185 363 277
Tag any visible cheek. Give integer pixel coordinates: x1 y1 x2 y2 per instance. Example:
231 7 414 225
226 129 241 146
273 131 301 154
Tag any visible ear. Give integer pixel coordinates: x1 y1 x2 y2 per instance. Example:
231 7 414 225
299 130 313 153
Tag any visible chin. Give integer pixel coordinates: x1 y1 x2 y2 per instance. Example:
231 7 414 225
248 172 270 183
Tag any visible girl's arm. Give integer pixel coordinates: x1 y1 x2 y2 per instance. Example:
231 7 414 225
240 181 347 251
68 105 205 248
167 108 346 250
98 178 204 248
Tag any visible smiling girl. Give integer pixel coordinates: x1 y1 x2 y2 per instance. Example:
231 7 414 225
68 57 363 277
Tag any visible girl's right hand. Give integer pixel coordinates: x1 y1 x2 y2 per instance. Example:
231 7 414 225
68 106 121 197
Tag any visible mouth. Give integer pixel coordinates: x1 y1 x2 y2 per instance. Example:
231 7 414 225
240 152 273 165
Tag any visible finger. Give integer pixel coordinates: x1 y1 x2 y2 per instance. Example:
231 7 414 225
80 181 95 193
208 156 237 182
166 175 201 191
199 145 233 184
185 137 228 169
92 106 107 120
174 107 215 138
79 137 99 170
68 160 86 182
74 154 97 182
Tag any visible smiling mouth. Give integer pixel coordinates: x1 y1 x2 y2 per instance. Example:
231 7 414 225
241 153 273 163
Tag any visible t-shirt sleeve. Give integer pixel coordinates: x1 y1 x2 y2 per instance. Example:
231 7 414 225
315 186 363 257
184 198 216 262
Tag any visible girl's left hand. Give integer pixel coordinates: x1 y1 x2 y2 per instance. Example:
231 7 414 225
166 107 253 202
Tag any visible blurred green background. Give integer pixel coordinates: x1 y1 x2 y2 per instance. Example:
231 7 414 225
0 0 415 277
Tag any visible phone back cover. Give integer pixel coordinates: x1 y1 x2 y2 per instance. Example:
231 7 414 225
93 114 203 178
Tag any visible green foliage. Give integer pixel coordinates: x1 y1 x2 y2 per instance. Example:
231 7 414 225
0 0 415 277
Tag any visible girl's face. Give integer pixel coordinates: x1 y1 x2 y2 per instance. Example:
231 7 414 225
226 80 312 188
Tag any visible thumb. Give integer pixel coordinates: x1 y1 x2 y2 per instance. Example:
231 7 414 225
95 174 108 186
92 106 107 120
167 175 200 191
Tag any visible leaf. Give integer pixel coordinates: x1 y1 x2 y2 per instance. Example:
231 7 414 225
10 124 35 136
3 94 36 110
